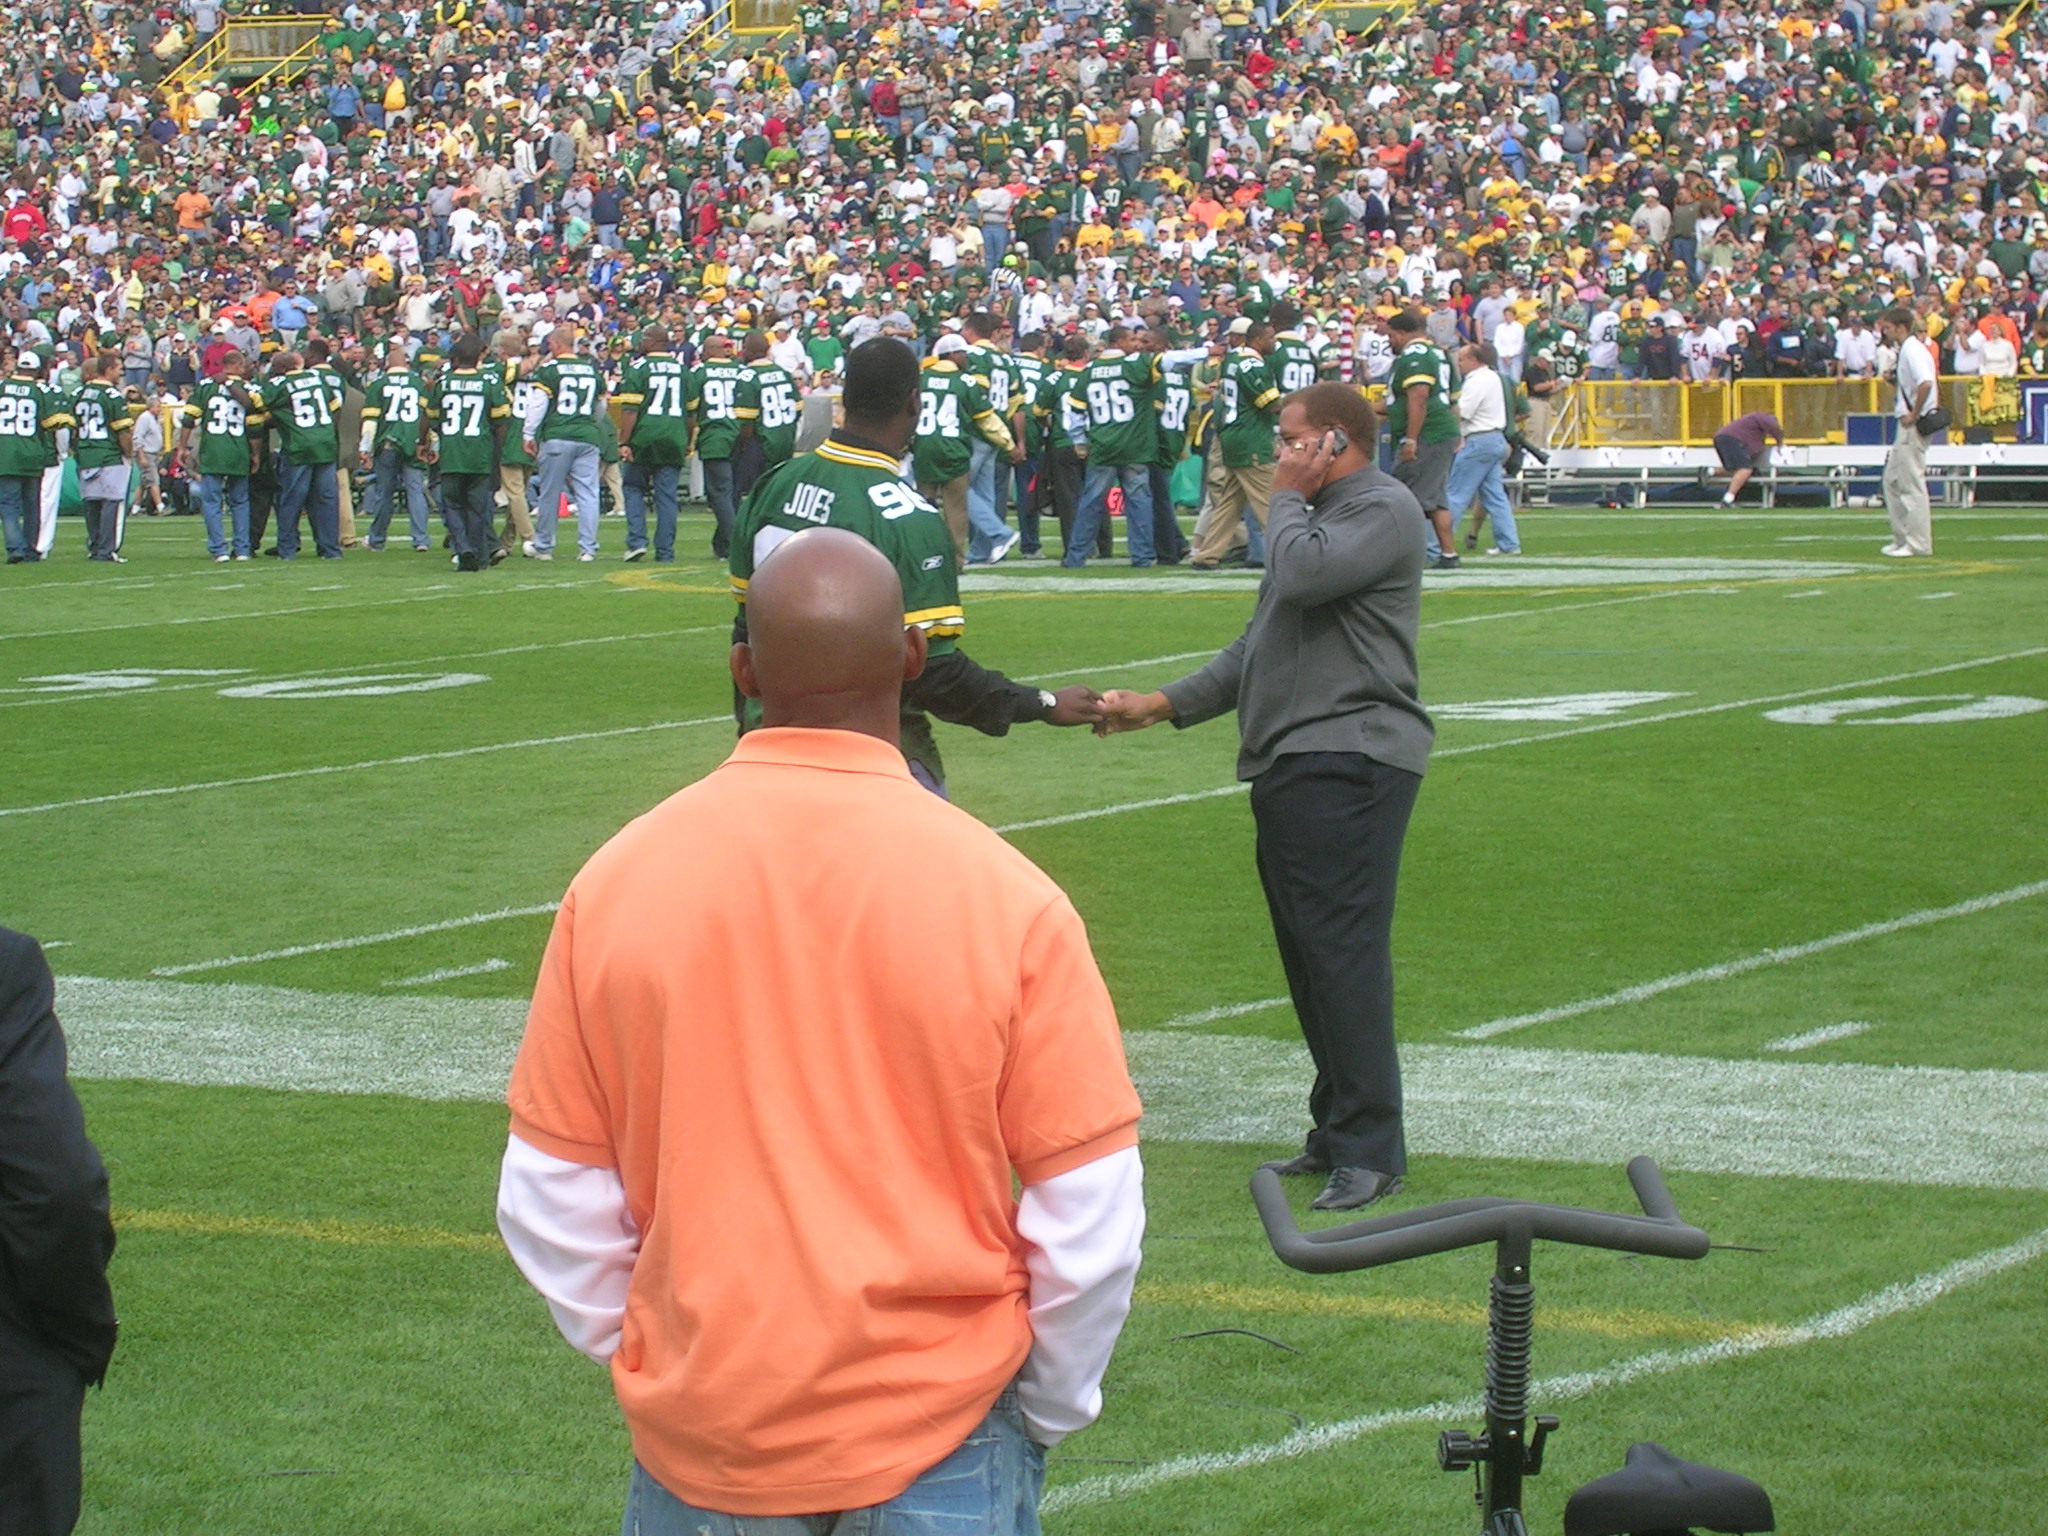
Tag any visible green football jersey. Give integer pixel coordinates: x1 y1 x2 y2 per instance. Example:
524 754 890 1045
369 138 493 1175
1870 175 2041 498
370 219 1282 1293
0 374 73 476
1270 333 1321 395
1044 363 1087 453
1066 352 1160 465
737 360 801 468
1155 368 1194 468
361 369 430 461
502 361 542 468
688 359 752 460
614 352 692 465
963 342 1019 421
1014 353 1050 453
913 363 1001 484
529 355 607 446
1387 340 1460 444
261 369 343 464
1215 347 1281 467
181 379 260 476
70 382 133 471
428 368 512 476
731 434 963 653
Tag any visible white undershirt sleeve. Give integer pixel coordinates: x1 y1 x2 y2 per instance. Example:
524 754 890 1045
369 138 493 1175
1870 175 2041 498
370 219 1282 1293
520 387 550 438
1013 1144 1145 1447
496 1133 640 1363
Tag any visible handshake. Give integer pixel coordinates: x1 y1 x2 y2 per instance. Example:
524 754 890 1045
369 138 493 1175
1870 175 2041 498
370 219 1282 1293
1042 686 1178 735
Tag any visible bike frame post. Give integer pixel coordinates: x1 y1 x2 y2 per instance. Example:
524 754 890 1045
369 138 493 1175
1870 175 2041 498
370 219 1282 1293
1481 1225 1535 1534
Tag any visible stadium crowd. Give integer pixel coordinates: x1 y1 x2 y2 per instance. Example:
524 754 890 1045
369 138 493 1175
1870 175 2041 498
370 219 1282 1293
3 0 2048 568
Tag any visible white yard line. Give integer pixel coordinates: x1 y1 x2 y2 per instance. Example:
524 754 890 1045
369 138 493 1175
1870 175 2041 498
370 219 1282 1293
1456 876 2048 1040
151 905 563 979
1421 587 1735 629
1154 997 1292 1029
0 579 582 644
1041 1222 2048 1514
1766 1021 1874 1052
0 626 723 710
0 717 733 821
382 958 513 988
999 645 2048 837
1029 651 1216 683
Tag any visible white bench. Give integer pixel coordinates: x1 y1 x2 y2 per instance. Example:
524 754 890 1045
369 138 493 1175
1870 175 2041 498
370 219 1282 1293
1535 443 2048 508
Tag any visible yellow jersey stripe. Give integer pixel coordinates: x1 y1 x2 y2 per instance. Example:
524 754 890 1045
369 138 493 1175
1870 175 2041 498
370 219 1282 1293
905 605 966 629
817 442 904 472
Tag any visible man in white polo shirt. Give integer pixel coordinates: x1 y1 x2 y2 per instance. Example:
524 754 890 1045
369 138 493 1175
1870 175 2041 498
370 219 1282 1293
1877 306 1938 557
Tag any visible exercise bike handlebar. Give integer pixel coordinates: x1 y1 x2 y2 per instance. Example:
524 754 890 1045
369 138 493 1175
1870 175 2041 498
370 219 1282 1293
1250 1156 1710 1274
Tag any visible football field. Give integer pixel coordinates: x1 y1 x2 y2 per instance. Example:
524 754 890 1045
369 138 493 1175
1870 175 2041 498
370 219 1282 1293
6 506 2048 1534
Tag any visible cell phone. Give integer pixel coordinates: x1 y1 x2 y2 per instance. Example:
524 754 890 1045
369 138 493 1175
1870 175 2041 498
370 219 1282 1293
1322 428 1350 456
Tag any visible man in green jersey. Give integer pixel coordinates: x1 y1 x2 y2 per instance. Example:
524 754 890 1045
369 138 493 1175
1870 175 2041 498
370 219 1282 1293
360 341 434 552
1190 319 1281 569
522 324 608 563
261 344 346 560
615 324 691 563
733 331 801 504
1146 328 1195 566
424 332 512 571
1063 326 1167 567
1267 302 1323 397
1384 308 1462 571
730 338 1101 793
1011 330 1052 557
688 333 752 561
914 334 1016 562
960 311 1023 561
494 330 539 557
71 355 135 563
178 350 261 562
0 349 72 565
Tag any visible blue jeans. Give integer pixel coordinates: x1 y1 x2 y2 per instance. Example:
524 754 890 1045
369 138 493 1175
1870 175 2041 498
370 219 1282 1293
621 1388 1045 1536
366 446 431 548
0 474 35 559
624 459 681 558
701 455 737 559
1447 430 1517 552
965 438 1012 560
276 460 341 558
197 473 252 557
1067 460 1154 566
981 224 1009 270
533 439 602 556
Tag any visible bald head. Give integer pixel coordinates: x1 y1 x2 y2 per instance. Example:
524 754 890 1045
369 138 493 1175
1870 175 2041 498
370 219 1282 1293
731 528 926 743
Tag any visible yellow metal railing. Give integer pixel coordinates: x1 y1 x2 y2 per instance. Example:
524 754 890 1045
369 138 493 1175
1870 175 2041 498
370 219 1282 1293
1565 377 2019 447
635 10 729 102
245 32 330 94
164 15 332 90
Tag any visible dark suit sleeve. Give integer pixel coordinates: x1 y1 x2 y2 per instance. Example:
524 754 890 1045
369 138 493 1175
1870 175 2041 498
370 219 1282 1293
904 649 1052 736
0 930 117 1385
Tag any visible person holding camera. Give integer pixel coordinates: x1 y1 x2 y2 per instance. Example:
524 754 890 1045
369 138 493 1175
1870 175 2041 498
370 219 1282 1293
1878 307 1939 558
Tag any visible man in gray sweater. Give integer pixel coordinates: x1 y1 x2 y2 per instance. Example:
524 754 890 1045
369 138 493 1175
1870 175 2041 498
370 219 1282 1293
1096 383 1432 1210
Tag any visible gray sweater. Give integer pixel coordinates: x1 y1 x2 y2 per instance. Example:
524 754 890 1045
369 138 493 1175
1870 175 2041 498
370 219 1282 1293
1160 465 1434 780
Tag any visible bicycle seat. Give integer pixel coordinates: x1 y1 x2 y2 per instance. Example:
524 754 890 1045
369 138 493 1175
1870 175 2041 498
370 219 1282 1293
1563 1441 1775 1535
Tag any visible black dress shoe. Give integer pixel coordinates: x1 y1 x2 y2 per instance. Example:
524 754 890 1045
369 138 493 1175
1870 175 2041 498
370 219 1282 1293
1311 1168 1404 1211
1260 1152 1330 1177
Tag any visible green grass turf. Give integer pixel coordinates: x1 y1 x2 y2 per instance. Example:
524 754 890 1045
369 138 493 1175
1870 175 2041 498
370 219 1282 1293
6 505 2048 1533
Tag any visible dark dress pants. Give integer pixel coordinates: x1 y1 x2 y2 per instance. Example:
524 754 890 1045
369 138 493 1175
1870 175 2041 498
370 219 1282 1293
1250 751 1422 1174
0 1322 85 1536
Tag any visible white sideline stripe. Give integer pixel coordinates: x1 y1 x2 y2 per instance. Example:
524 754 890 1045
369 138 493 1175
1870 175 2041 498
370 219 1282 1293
1155 997 1291 1028
1000 645 2048 836
56 982 2048 1193
1919 591 1958 600
1766 1021 1874 1052
1040 1223 2048 1514
1029 650 1214 683
382 959 514 988
1123 1032 2048 1188
0 626 723 710
0 718 733 821
1457 877 2048 1040
150 905 562 977
1421 586 1735 629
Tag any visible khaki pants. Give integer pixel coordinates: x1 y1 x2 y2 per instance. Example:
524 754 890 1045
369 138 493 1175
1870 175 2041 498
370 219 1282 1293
1525 397 1553 451
1882 423 1932 554
499 464 534 543
602 459 624 524
921 476 970 563
335 465 358 545
1192 459 1273 565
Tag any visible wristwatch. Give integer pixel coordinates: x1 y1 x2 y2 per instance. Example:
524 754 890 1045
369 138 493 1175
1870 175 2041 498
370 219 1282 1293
1038 688 1058 716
